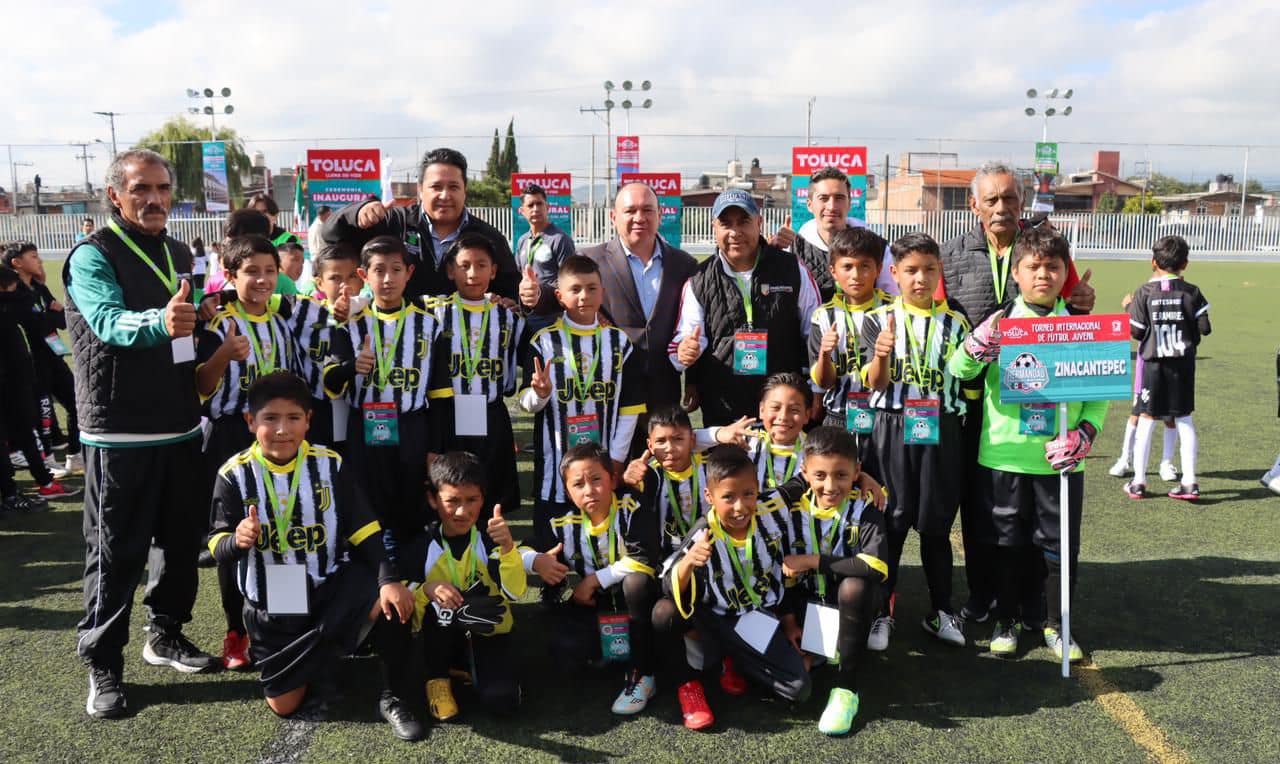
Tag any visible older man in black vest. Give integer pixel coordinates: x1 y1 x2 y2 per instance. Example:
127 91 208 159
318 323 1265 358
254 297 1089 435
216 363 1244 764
65 149 218 720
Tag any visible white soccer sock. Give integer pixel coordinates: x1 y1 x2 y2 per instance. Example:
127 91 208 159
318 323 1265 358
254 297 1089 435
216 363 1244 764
1175 416 1198 485
1132 417 1157 484
1162 425 1177 464
1118 418 1137 462
1272 451 1280 477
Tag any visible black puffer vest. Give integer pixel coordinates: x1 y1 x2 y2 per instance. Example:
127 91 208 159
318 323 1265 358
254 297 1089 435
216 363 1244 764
63 216 200 436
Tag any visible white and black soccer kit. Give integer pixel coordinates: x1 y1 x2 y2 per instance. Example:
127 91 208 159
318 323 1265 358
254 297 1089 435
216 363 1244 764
1128 276 1211 417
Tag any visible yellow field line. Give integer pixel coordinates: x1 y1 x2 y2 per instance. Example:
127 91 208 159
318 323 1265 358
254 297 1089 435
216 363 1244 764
1072 661 1192 764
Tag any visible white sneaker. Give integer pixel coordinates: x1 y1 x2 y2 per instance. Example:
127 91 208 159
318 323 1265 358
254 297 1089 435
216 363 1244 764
1158 461 1178 482
45 458 71 481
1267 475 1280 497
65 453 85 474
1108 458 1130 478
610 673 655 715
922 610 966 647
867 616 893 651
9 451 27 468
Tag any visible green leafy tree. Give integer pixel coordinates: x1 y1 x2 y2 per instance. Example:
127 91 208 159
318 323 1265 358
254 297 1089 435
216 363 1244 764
1095 191 1119 213
498 118 519 180
1122 195 1164 214
1126 173 1199 196
485 128 501 179
465 174 509 207
134 116 253 210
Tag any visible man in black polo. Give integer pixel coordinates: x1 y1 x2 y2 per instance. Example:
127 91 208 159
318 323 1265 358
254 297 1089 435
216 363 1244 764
65 149 219 720
321 147 519 300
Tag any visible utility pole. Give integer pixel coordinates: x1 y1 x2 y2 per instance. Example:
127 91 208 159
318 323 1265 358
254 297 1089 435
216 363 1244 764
1240 146 1250 217
93 111 120 157
806 97 816 146
73 143 95 193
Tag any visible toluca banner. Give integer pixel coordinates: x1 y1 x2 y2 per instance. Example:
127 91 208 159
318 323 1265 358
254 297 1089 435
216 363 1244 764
620 172 682 249
201 141 230 213
997 313 1132 404
511 173 572 246
791 146 868 227
617 136 640 177
305 149 381 220
1032 142 1059 213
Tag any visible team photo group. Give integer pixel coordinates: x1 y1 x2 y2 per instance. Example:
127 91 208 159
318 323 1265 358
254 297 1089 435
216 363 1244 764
20 141 1237 744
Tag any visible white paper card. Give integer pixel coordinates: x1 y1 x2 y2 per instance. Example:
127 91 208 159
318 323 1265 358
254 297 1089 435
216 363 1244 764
171 335 196 364
265 564 309 615
734 609 779 654
454 394 488 437
331 400 350 442
801 601 841 658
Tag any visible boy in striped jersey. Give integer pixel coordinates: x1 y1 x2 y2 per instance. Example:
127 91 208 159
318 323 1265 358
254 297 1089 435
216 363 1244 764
859 232 971 651
323 236 453 575
194 234 305 669
809 228 892 437
207 372 423 740
415 452 527 722
654 445 809 731
520 255 646 552
432 233 524 520
779 427 887 735
541 444 660 716
948 228 1105 662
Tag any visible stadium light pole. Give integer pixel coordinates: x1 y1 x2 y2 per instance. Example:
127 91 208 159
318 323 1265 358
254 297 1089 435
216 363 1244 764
187 87 234 137
1024 87 1073 143
618 79 653 135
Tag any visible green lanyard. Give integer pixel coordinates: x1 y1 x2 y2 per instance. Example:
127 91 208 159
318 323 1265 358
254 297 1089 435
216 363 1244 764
440 527 481 589
525 235 543 268
836 295 865 372
108 219 177 295
560 323 602 399
582 499 620 572
663 465 700 537
714 513 762 609
805 492 849 599
732 271 755 327
255 442 307 555
899 303 939 386
233 308 281 375
762 434 801 488
987 233 1016 304
454 296 492 382
371 302 408 385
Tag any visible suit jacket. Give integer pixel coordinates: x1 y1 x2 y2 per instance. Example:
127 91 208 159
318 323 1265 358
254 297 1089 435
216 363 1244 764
581 237 697 408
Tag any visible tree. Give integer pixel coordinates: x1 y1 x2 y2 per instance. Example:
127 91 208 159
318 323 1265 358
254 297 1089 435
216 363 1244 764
485 128 501 179
1122 195 1163 214
498 118 519 180
134 116 253 210
465 174 509 207
1096 191 1119 213
1126 173 1198 196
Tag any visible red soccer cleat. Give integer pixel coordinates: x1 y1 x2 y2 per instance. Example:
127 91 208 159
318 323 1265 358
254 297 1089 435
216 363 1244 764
677 680 715 731
719 657 747 696
223 629 251 671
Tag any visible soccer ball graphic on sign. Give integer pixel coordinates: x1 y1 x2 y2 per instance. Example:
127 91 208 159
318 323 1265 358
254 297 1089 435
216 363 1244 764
1005 351 1049 393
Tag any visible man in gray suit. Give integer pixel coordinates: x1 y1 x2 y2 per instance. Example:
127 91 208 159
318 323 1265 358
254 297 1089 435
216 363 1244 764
580 182 699 411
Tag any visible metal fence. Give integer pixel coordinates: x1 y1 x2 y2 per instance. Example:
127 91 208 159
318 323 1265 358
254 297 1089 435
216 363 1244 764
5 209 1280 257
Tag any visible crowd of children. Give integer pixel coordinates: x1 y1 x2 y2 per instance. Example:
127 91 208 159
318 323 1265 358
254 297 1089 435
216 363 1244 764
12 197 1268 743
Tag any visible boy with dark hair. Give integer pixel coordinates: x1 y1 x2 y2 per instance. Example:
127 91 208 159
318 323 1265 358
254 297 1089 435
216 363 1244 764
432 233 524 520
323 235 452 574
949 226 1105 662
277 240 306 283
1123 235 1211 501
516 183 577 331
810 227 891 437
207 371 422 740
859 231 971 650
416 451 527 722
520 254 646 552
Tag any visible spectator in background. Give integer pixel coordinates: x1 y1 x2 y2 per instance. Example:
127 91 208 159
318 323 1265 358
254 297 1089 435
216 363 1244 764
515 183 576 338
77 217 95 242
306 204 331 256
247 192 299 248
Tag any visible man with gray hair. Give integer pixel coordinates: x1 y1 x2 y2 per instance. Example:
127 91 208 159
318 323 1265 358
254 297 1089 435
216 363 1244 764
64 149 218 720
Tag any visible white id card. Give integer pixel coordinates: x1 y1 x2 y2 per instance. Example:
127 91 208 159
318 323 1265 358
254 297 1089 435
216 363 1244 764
734 609 779 654
171 335 196 364
331 399 350 442
454 394 488 437
265 564 310 616
800 601 841 659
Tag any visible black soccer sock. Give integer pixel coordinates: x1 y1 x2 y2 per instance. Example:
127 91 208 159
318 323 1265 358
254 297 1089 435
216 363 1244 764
622 573 659 677
881 528 910 616
836 576 877 690
1043 546 1078 631
218 562 246 634
919 533 954 614
373 617 414 698
994 545 1024 624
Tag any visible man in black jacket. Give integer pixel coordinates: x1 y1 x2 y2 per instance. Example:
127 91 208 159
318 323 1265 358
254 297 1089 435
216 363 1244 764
321 147 519 300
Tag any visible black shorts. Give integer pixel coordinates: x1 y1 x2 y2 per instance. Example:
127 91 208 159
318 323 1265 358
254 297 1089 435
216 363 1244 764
244 562 378 698
864 411 964 536
1134 357 1196 418
977 466 1082 557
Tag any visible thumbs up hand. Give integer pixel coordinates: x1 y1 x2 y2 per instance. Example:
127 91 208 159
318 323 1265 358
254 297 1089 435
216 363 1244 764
354 333 376 376
486 504 514 552
820 322 840 356
533 542 570 585
874 313 896 359
221 320 252 362
1069 267 1097 313
963 308 1004 363
677 324 703 367
623 450 651 490
331 283 352 323
519 265 541 309
235 504 261 550
165 279 196 338
769 215 796 249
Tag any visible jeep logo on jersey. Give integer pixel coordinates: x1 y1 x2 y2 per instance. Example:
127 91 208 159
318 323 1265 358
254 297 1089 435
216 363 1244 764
792 147 868 175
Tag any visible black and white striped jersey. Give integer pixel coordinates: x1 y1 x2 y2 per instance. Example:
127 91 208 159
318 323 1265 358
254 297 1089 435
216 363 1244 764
635 453 711 558
549 493 658 587
324 297 452 413
781 489 889 604
521 317 646 503
277 294 335 400
430 294 524 402
197 303 304 420
208 441 383 609
1128 276 1211 361
744 430 806 490
808 290 891 417
661 489 796 617
858 298 969 414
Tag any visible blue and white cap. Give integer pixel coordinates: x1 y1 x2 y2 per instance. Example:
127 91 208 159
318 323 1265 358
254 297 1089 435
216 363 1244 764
712 188 759 219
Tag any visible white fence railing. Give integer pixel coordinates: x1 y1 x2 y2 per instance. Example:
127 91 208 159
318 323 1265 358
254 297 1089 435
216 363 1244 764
6 209 1280 256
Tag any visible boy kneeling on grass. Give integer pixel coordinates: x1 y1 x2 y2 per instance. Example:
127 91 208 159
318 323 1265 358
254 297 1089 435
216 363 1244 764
207 371 424 741
947 227 1105 662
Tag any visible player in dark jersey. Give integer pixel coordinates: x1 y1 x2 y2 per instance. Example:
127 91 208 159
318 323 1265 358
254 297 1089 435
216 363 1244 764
1123 235 1211 501
1264 345 1280 495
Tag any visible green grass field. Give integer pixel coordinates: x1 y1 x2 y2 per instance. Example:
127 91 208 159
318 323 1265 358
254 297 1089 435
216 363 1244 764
2 260 1278 763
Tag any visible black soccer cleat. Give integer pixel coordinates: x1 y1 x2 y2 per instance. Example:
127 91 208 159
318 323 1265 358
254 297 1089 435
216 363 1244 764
142 629 221 674
378 692 426 741
86 664 128 719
